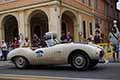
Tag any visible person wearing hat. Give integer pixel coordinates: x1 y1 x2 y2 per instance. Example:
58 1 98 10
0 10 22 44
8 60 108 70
0 40 8 61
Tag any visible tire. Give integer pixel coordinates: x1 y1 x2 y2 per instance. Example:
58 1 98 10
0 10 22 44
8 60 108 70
13 56 29 69
70 53 89 70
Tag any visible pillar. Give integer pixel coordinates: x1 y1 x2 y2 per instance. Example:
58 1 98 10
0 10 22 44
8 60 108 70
78 14 83 42
0 16 4 42
18 11 26 39
92 18 96 35
0 19 2 42
49 4 61 39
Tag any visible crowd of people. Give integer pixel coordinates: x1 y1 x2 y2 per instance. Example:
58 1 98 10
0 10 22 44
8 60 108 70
0 28 120 62
0 33 51 60
0 33 32 61
60 32 73 43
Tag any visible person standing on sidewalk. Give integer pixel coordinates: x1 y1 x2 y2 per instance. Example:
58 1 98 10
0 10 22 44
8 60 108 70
19 33 24 47
108 27 120 62
94 30 101 44
0 40 8 61
23 37 30 48
116 36 120 62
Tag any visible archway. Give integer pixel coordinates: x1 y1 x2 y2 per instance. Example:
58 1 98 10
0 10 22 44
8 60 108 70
61 11 77 41
29 10 48 40
2 15 19 45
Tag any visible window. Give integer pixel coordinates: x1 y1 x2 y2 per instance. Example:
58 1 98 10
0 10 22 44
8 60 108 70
95 0 98 9
83 21 86 39
82 0 85 3
88 0 91 6
89 23 93 35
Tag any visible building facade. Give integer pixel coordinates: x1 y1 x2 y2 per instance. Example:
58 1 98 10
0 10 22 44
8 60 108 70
94 0 120 42
105 0 119 34
94 0 106 42
0 0 96 44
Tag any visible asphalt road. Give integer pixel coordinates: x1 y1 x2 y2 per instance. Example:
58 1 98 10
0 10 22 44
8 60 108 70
0 61 120 80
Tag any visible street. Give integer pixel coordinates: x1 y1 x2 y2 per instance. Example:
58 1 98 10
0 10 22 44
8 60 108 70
0 61 120 80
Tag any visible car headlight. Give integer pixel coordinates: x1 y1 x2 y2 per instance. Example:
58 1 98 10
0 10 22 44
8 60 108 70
96 48 105 58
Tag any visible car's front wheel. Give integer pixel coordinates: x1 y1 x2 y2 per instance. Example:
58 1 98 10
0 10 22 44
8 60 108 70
13 56 29 69
71 53 89 70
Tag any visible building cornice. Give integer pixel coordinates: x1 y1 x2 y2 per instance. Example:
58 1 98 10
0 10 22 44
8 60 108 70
61 2 95 17
0 0 59 15
0 0 96 18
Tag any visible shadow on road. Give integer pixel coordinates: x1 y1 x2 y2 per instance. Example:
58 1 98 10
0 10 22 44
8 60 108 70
9 64 108 72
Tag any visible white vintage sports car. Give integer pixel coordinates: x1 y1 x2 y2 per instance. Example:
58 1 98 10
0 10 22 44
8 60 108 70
7 32 104 70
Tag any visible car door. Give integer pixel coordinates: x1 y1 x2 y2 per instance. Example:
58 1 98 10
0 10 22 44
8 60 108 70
35 45 63 64
50 45 63 63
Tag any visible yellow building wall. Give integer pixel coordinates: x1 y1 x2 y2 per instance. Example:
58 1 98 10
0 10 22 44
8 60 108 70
0 0 96 43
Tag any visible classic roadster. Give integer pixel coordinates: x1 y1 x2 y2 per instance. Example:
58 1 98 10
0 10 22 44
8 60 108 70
7 32 104 70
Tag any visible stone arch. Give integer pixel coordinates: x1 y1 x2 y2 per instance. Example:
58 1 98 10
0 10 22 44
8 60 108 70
28 9 49 40
61 10 77 41
0 13 19 28
1 14 19 45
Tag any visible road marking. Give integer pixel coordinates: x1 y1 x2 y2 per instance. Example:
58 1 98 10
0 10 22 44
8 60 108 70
0 74 110 80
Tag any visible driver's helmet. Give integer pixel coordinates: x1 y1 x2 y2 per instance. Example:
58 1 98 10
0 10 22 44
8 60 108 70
44 32 57 40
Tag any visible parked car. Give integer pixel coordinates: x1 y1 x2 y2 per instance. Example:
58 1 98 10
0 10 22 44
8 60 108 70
7 32 104 70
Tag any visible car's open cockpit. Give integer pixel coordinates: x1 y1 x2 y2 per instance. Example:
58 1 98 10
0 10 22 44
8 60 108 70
42 32 59 47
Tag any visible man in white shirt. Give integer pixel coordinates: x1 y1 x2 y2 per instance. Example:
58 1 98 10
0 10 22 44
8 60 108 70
0 40 8 61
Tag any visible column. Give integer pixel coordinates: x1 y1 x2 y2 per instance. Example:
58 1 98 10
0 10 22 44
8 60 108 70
0 16 4 42
78 14 83 42
0 20 2 42
18 11 26 38
92 18 96 35
49 4 61 39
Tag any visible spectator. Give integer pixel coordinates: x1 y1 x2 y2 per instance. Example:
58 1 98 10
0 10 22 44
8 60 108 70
60 33 67 43
116 36 120 62
23 37 30 48
108 27 120 62
94 30 101 44
0 40 8 61
31 34 41 49
66 32 73 42
19 33 24 47
12 37 19 49
87 35 94 44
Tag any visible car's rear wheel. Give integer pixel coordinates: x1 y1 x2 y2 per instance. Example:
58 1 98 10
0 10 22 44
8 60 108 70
71 53 89 70
13 56 29 69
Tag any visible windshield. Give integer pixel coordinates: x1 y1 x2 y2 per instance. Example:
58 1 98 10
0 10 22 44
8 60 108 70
45 39 60 47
